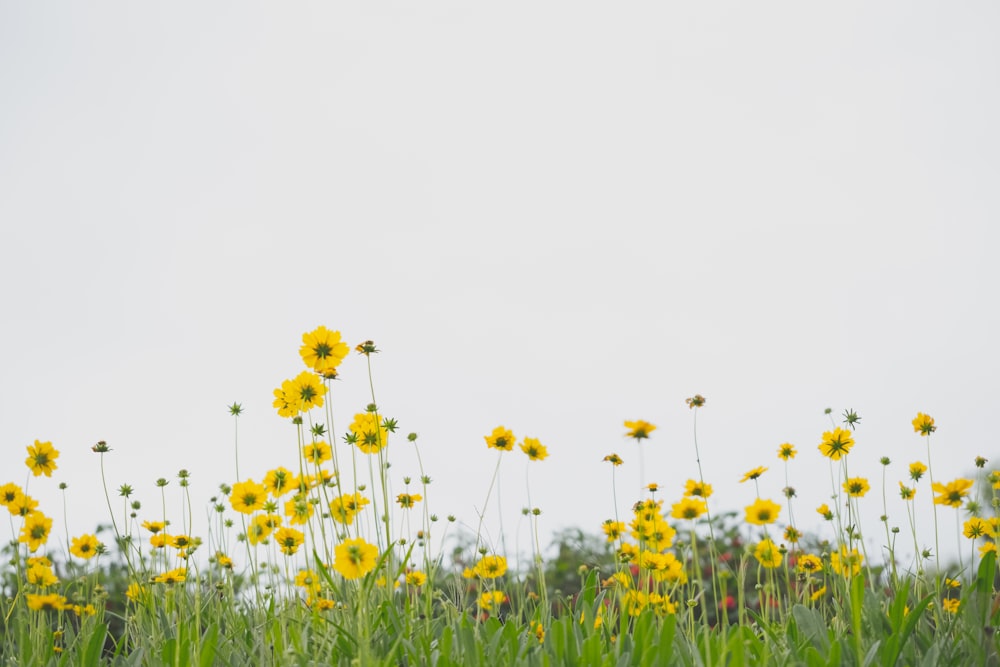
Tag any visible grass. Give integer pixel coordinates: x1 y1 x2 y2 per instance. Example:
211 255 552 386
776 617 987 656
2 326 999 666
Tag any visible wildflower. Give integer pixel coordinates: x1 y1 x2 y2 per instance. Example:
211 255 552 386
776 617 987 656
912 412 936 436
149 534 169 549
307 597 337 611
302 442 332 467
142 520 165 534
19 512 52 552
899 483 916 500
355 340 379 355
739 466 768 483
333 538 379 579
484 426 515 451
0 482 24 509
777 443 797 461
70 534 101 560
247 514 282 545
215 552 234 569
797 554 823 574
329 493 369 525
405 571 427 587
783 526 802 544
72 604 97 617
976 456 988 469
670 497 707 521
830 546 863 577
964 517 993 540
942 598 960 614
350 412 389 454
811 586 827 602
932 479 974 508
125 583 147 602
154 568 186 584
169 534 193 550
230 480 267 514
396 493 422 509
818 428 855 461
621 590 648 616
944 577 960 589
284 495 314 525
603 571 633 589
624 420 656 440
685 395 706 409
744 498 781 526
684 479 713 498
299 326 350 374
980 542 998 558
630 514 676 551
617 543 638 563
843 477 870 498
529 620 545 644
275 527 305 555
26 561 58 587
647 483 659 493
478 591 506 612
649 593 678 616
263 467 297 497
474 555 508 579
909 461 927 482
519 437 548 461
26 593 68 611
295 569 321 596
8 493 38 517
816 504 833 521
603 453 623 466
754 539 782 568
25 440 59 477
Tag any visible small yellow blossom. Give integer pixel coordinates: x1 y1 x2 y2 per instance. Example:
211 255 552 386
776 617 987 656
624 420 656 440
777 443 797 461
25 440 59 477
739 466 768 483
912 412 936 436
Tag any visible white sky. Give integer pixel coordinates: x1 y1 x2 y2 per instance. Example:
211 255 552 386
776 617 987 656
2 2 998 571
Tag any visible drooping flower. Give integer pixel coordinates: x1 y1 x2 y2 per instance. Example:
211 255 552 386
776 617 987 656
70 534 101 560
685 395 706 409
912 412 936 436
484 426 515 451
932 478 974 508
624 420 656 440
230 480 268 514
744 498 781 526
818 428 855 461
777 443 797 461
816 504 833 521
300 326 350 374
519 437 548 461
25 440 59 477
754 539 782 568
333 538 379 580
843 477 870 498
739 467 768 483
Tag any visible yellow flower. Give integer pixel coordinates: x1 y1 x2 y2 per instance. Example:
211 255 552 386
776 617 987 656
811 586 827 602
685 395 706 409
70 534 101 560
272 371 328 417
912 412 936 436
264 467 297 497
529 620 545 644
26 562 58 587
215 552 234 569
818 428 854 461
0 483 24 509
396 493 422 509
784 526 802 543
142 520 166 534
944 577 960 589
519 437 548 461
333 538 379 580
684 480 713 498
624 420 656 440
816 504 833 520
285 495 314 525
777 443 797 461
932 478 974 508
302 442 332 466
739 467 768 483
621 590 648 616
980 542 998 558
405 571 427 587
899 482 915 500
8 493 38 518
329 493 369 525
125 582 148 602
989 470 1000 490
26 593 68 611
754 539 782 569
603 453 623 466
275 527 305 555
478 590 506 612
963 517 993 540
602 520 625 542
295 569 321 595
796 554 823 574
25 440 59 477
230 480 267 514
648 593 677 616
154 568 186 584
473 555 508 579
484 426 515 451
670 497 707 521
909 461 927 482
744 498 781 526
942 598 959 614
299 326 350 374
247 514 282 545
830 546 863 578
603 571 633 589
350 412 389 454
842 477 870 498
630 513 676 551
19 512 52 552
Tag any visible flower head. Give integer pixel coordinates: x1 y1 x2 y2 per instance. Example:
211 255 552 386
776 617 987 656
684 479 713 498
478 590 506 612
739 466 768 483
963 517 993 540
744 498 781 526
932 478 974 508
754 539 782 568
299 326 350 374
230 480 268 514
830 546 863 577
670 497 707 521
19 512 52 552
349 412 389 454
603 453 624 466
685 395 706 409
519 437 548 461
843 477 870 498
26 593 69 611
912 412 936 436
624 420 656 440
473 555 508 579
797 554 823 574
816 504 833 520
405 571 427 587
275 527 305 555
484 426 515 451
777 443 797 461
25 440 59 477
333 538 379 580
70 534 101 560
899 482 916 500
396 493 422 509
909 461 927 482
818 428 855 461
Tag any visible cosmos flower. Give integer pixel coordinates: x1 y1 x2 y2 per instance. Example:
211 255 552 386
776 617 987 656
519 437 548 461
744 498 781 526
932 479 974 508
624 420 656 440
25 440 59 477
333 538 379 580
912 413 936 436
818 428 855 461
300 326 350 374
70 534 101 560
484 426 515 451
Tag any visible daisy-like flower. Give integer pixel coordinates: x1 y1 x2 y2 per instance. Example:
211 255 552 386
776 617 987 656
685 395 706 409
70 534 101 560
125 582 148 602
684 480 713 498
963 517 993 540
405 571 427 587
8 494 38 518
739 466 768 483
830 546 863 577
843 477 870 498
754 539 782 568
899 482 916 500
912 412 936 436
19 512 52 552
300 326 350 374
990 470 1000 490
275 527 305 555
797 554 823 574
396 493 422 509
26 593 69 611
473 555 508 579
273 372 328 418
777 443 797 461
624 420 656 440
484 426 515 451
811 586 827 602
621 590 649 616
816 503 834 521
980 542 998 558
333 538 379 580
603 453 623 466
247 514 282 545
602 520 625 542
648 593 677 616
26 561 58 587
284 495 314 525
329 493 369 525
783 526 802 544
25 440 59 477
215 552 234 569
942 598 960 614
519 437 548 461
264 467 297 497
909 462 928 482
302 442 332 466
818 428 855 461
230 480 268 515
670 497 707 521
932 479 974 508
142 520 166 534
478 590 506 612
154 568 186 584
0 482 24 509
350 412 389 454
295 569 321 596
744 498 781 526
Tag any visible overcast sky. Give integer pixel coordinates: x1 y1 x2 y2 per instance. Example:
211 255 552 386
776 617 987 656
2 2 998 571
